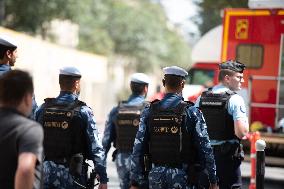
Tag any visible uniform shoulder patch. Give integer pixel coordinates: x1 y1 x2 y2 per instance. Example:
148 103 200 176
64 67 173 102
240 105 246 113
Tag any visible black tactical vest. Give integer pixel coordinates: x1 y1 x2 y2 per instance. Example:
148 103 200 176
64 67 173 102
41 98 88 160
148 100 194 167
199 89 236 140
115 101 148 152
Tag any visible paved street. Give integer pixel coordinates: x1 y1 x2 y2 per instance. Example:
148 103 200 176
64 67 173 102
105 151 284 189
105 148 119 189
241 162 284 189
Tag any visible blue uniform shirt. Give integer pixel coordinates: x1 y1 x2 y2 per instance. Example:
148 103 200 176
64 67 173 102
0 64 11 74
35 91 108 183
130 93 217 185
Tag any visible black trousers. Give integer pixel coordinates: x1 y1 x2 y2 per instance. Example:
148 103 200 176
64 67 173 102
214 150 242 189
199 145 242 189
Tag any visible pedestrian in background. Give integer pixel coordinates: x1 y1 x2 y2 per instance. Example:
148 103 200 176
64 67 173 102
0 35 18 74
0 70 43 189
195 60 249 189
35 66 108 189
103 73 150 189
130 66 218 189
0 35 38 118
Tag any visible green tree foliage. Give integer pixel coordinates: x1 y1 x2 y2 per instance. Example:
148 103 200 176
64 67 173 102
106 1 169 70
193 0 248 35
77 0 114 55
2 0 191 72
77 0 191 71
4 0 88 36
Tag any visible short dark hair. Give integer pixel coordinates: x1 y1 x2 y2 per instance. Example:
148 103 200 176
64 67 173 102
0 45 17 59
0 70 34 106
218 69 236 81
130 82 148 95
163 74 184 90
59 74 80 90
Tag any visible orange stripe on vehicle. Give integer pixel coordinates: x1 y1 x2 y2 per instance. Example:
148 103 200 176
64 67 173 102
221 10 270 62
278 10 284 15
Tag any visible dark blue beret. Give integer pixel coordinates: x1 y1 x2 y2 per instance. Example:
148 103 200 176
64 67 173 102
219 60 245 73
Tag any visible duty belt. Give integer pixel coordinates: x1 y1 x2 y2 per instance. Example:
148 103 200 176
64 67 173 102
152 162 183 169
44 157 70 165
212 142 239 154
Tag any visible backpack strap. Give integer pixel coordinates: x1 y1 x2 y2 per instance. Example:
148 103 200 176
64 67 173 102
174 101 194 114
44 98 56 106
149 99 160 113
225 90 237 96
44 98 86 110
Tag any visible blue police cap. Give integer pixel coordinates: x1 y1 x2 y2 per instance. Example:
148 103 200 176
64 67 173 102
0 35 17 49
130 73 150 84
163 66 188 78
59 66 81 77
219 60 245 73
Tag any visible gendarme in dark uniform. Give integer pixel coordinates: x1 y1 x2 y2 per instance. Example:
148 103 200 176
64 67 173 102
196 60 249 189
130 66 218 189
35 66 108 189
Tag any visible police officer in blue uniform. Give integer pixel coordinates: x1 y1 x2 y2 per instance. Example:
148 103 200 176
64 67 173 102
102 73 150 189
0 35 38 118
130 66 218 189
0 35 17 74
35 66 108 189
195 60 249 189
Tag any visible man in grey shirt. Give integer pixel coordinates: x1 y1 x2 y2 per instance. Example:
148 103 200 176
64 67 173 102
0 70 43 189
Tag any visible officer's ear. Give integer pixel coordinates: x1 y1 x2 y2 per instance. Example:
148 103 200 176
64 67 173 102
224 74 231 83
22 92 33 116
162 79 165 87
74 80 80 89
181 80 185 89
144 84 148 93
6 50 13 59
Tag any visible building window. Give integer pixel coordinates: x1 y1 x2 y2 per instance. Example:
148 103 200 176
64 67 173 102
236 44 263 68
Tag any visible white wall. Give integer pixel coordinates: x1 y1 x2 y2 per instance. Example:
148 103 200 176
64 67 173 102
0 27 109 123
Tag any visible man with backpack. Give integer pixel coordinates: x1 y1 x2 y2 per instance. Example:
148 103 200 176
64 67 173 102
102 73 150 189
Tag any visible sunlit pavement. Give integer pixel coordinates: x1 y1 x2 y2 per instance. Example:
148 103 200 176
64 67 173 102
106 147 120 188
97 123 120 188
241 162 284 189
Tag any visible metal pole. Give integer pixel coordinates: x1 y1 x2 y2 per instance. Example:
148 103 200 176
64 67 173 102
256 139 266 189
249 132 260 189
